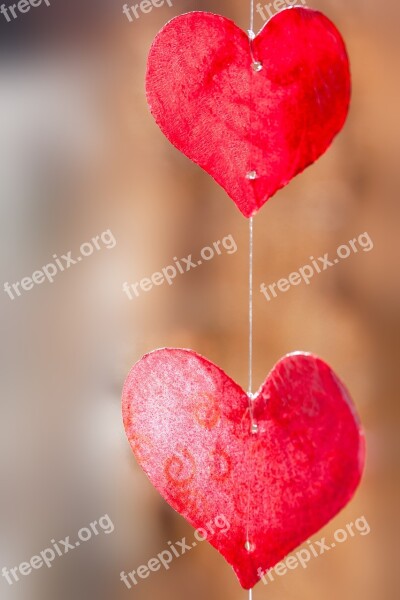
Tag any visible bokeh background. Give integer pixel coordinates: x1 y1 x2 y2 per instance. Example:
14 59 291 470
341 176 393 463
0 1 399 599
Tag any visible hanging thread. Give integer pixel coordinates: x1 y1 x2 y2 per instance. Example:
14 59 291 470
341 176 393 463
248 0 256 401
248 216 254 396
246 217 256 600
247 5 256 599
249 0 254 37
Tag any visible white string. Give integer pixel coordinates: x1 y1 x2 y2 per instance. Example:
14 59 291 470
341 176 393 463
249 0 254 35
247 219 254 600
248 6 255 600
248 216 254 396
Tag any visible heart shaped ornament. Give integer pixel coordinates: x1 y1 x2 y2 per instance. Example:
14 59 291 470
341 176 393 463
146 8 351 217
122 349 364 589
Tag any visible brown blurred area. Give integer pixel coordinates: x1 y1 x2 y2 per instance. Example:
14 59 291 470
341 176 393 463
0 1 399 599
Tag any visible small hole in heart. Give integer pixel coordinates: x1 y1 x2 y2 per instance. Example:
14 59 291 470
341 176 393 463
251 422 258 434
252 61 263 72
246 170 258 180
244 541 255 552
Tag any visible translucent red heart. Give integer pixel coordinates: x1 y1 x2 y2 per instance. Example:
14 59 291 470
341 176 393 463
122 349 364 588
145 8 351 217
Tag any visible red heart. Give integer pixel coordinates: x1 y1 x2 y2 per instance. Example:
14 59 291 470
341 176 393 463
122 349 364 589
146 8 350 217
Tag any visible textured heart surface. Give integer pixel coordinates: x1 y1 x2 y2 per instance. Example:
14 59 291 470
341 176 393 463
122 349 364 589
146 8 350 217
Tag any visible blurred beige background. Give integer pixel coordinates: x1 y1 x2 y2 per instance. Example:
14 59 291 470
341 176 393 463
0 1 399 599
